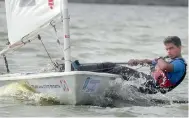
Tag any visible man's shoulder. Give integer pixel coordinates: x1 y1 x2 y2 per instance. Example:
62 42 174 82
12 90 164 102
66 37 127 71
172 58 186 65
171 58 186 72
171 59 185 65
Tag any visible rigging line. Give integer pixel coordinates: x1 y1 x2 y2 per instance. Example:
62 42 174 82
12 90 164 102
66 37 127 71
9 36 38 54
3 55 10 73
50 20 65 55
37 34 57 68
64 46 71 51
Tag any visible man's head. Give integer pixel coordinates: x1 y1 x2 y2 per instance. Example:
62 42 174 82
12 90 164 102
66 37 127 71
163 36 182 59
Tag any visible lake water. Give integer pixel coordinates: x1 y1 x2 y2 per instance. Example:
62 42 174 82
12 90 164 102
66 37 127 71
0 2 188 117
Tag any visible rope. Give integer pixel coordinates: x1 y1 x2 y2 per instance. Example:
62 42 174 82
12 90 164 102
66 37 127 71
6 35 38 55
50 20 64 57
37 34 57 68
3 55 10 73
50 20 72 65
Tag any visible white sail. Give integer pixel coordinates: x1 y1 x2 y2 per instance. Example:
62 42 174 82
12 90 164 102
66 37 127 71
0 0 61 55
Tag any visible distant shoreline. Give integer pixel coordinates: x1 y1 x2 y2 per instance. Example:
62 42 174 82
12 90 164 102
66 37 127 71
0 0 188 7
69 0 188 7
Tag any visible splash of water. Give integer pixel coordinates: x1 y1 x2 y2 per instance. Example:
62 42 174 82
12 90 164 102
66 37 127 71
103 78 188 107
39 63 56 73
0 81 60 106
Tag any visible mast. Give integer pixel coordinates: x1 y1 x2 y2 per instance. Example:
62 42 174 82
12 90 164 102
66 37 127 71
62 0 71 72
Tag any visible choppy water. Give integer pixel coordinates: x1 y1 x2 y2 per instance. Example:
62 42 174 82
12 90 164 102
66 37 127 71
0 2 188 117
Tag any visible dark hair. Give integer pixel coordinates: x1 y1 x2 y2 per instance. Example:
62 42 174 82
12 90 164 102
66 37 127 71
163 36 181 47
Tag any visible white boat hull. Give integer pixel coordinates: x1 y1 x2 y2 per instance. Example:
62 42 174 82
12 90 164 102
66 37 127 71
0 71 120 105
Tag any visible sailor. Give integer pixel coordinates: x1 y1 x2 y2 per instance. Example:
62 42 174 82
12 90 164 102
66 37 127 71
127 36 187 94
53 36 186 94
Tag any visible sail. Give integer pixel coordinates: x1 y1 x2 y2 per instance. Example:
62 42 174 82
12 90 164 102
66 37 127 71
0 0 61 55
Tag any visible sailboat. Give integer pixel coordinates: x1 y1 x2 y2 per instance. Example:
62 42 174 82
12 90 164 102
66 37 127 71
0 0 123 105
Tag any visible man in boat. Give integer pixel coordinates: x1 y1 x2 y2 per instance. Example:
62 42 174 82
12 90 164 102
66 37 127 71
55 36 187 94
126 36 187 94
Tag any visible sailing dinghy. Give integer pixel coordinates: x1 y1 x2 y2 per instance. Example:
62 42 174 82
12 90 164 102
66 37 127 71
0 0 122 105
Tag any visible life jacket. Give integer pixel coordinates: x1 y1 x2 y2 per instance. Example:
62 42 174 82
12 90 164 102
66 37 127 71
151 57 187 93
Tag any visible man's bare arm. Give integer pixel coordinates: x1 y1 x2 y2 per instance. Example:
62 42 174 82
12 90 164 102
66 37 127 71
157 58 173 72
